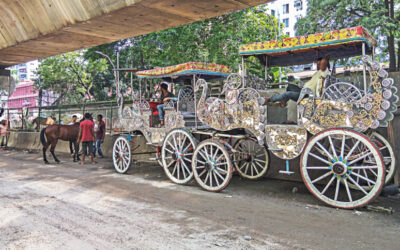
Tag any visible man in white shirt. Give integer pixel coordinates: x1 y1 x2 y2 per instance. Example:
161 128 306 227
265 56 330 105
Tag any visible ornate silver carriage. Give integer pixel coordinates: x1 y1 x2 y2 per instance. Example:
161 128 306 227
223 26 397 209
112 26 398 209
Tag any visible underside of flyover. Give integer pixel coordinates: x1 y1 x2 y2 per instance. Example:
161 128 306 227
0 0 271 68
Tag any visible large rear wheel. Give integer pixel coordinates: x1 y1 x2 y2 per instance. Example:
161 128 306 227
161 129 196 184
369 132 395 185
300 129 385 209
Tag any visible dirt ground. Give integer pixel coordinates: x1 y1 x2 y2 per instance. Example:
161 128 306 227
0 150 399 250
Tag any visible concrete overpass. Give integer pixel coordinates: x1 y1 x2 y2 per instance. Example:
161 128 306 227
0 0 271 68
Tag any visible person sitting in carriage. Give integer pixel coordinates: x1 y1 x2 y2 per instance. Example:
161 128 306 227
157 82 175 127
265 55 331 106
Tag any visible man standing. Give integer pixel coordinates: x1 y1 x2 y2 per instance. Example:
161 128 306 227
78 113 95 165
95 114 106 158
69 115 79 156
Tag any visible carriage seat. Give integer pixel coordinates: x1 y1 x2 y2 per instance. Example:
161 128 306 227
148 101 160 116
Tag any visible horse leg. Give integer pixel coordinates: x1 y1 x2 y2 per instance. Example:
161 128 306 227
43 144 49 164
50 140 60 163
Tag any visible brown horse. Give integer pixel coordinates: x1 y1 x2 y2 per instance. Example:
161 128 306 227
40 124 80 163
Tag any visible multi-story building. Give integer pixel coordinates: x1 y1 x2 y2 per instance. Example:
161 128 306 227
10 60 39 83
266 0 308 37
266 0 312 72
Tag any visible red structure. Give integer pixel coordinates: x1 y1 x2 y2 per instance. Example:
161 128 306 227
7 80 58 109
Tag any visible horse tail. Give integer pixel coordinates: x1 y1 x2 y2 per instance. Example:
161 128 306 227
40 127 47 147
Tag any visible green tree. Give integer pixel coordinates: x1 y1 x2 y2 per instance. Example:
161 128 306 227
295 0 399 71
35 52 109 104
86 5 282 82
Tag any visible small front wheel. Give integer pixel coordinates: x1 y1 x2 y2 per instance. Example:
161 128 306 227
112 136 132 174
192 139 233 192
233 138 269 179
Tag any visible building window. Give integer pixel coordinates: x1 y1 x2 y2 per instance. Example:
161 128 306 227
294 0 303 10
283 4 289 14
286 32 290 36
283 18 289 28
271 9 275 16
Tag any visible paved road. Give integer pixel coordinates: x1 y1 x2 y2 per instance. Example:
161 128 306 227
0 150 399 249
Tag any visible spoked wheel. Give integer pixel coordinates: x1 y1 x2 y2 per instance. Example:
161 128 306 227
233 138 269 179
192 139 233 192
301 129 385 209
112 136 132 174
161 129 196 184
369 132 395 185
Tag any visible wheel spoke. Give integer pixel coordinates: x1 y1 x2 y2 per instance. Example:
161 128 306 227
311 171 332 184
181 160 191 177
345 140 361 162
340 135 346 159
334 178 340 201
348 151 373 166
198 168 207 178
306 166 331 170
166 159 176 168
321 176 336 195
198 150 208 162
350 165 378 169
309 152 332 165
215 167 228 175
173 134 178 151
254 161 265 171
167 140 175 151
195 158 206 165
347 175 369 195
214 168 225 180
254 158 266 164
177 161 181 179
164 147 174 154
343 178 353 202
350 171 376 185
252 162 260 175
213 172 220 186
204 171 210 184
328 136 338 160
316 142 334 160
171 162 178 176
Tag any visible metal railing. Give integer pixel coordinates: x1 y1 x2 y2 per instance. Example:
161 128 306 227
3 100 125 133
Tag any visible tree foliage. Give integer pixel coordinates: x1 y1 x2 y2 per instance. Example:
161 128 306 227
295 0 399 70
35 52 109 104
37 5 281 103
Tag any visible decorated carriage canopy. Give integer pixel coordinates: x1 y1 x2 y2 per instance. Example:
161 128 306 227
239 26 377 67
136 62 232 81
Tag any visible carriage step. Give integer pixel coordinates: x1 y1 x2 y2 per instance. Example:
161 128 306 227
279 170 295 175
279 160 294 175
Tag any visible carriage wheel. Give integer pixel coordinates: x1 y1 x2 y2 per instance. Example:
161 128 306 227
344 131 395 191
112 136 132 174
369 132 395 185
233 138 269 180
161 129 196 184
300 129 384 209
192 139 233 192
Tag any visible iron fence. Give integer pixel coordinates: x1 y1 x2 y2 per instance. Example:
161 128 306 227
3 100 124 133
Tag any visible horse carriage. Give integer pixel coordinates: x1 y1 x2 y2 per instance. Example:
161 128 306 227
112 26 398 209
